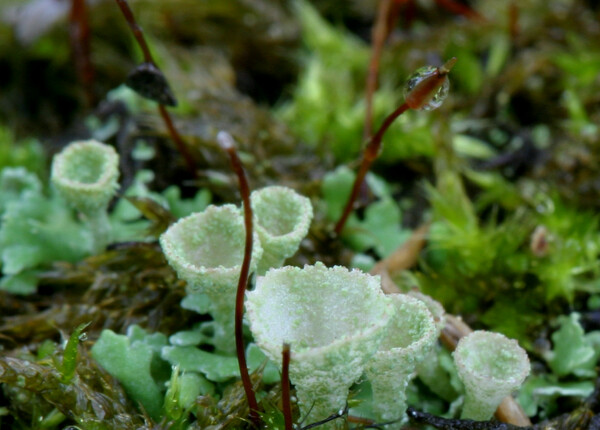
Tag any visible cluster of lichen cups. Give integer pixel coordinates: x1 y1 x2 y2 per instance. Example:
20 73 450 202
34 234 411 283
159 187 531 427
49 140 531 427
160 185 313 353
247 284 530 428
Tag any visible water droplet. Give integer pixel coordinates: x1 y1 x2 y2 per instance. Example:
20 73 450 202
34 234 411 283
403 66 450 111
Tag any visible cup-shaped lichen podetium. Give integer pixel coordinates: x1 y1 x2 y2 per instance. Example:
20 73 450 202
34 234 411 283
246 263 394 428
365 294 437 428
160 204 263 352
250 186 313 275
453 331 530 421
51 140 119 252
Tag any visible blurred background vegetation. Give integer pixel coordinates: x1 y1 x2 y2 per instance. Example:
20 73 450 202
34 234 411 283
1 0 600 428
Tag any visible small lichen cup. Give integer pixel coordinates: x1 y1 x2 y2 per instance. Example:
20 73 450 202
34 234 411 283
250 186 313 275
160 204 263 352
364 294 438 428
0 167 42 212
246 263 394 428
51 140 119 252
453 331 530 421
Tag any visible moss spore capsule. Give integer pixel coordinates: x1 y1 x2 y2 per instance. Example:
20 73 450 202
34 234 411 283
403 66 450 111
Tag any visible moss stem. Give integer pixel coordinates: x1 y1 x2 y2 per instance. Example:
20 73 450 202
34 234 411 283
217 131 261 426
113 0 197 178
334 102 409 235
334 58 456 236
282 343 293 430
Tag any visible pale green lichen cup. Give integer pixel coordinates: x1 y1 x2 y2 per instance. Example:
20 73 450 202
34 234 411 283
250 186 313 274
365 294 437 428
160 204 263 352
453 331 530 421
51 140 120 252
0 167 42 212
246 263 394 428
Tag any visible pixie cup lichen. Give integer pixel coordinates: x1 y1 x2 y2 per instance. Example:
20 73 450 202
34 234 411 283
51 139 119 252
159 204 263 352
365 294 437 428
251 185 313 274
453 331 530 421
246 263 393 428
0 167 42 199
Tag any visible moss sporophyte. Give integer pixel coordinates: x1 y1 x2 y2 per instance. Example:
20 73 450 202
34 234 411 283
334 58 456 236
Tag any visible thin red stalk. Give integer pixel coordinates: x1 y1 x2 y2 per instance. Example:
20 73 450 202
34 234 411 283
386 1 405 37
335 58 456 236
364 0 392 140
334 102 409 235
217 131 260 426
433 0 486 22
113 0 197 178
69 0 94 107
509 1 519 40
347 415 375 425
281 343 293 430
114 0 154 64
157 105 198 178
400 0 417 27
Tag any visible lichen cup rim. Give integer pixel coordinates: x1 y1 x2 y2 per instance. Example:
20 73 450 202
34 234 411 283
251 185 313 243
408 290 446 332
159 204 263 291
246 262 394 361
51 139 120 194
370 293 438 361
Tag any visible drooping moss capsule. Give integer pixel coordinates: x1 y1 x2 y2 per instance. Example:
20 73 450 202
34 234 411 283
403 58 456 111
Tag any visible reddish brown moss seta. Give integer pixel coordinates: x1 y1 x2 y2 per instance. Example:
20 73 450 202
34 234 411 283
334 58 456 236
282 343 293 430
217 131 261 427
